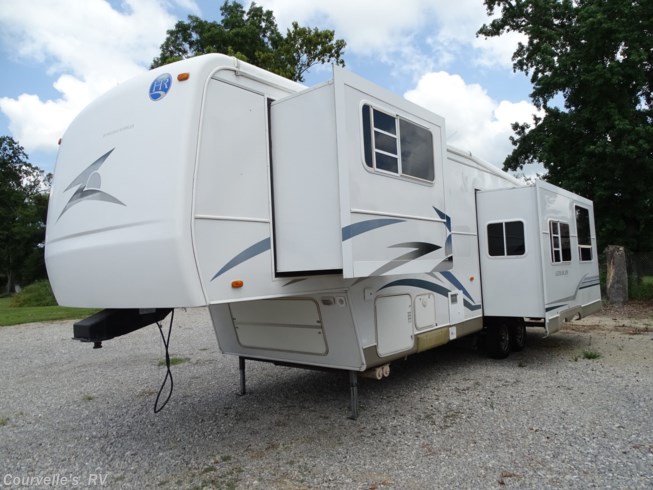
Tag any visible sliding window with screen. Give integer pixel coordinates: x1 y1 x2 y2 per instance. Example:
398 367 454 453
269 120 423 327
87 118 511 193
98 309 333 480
362 104 434 183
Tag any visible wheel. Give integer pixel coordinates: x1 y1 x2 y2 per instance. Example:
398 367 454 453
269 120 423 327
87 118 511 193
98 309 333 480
510 322 526 352
486 322 511 359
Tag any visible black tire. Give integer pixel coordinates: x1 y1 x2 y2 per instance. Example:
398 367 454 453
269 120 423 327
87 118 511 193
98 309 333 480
510 322 526 352
486 323 511 359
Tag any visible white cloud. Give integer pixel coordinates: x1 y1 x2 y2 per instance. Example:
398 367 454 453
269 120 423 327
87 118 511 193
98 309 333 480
473 30 527 69
258 0 522 74
404 71 540 166
0 0 192 153
260 0 433 53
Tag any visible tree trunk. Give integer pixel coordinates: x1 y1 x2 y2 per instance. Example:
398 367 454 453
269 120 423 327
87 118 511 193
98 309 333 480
606 245 628 305
628 253 642 286
5 269 16 295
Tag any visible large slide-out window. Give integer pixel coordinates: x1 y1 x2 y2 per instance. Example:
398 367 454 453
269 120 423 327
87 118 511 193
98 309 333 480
550 221 571 263
487 221 525 257
575 206 593 262
362 104 434 182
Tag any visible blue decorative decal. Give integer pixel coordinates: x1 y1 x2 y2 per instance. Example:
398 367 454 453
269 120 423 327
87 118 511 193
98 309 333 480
381 278 482 311
211 238 271 280
545 304 566 312
433 206 453 257
342 219 404 241
432 206 451 232
440 271 475 303
579 275 600 290
149 73 172 101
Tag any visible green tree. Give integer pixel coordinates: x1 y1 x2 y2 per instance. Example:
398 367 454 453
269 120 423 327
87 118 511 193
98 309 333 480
152 1 346 82
478 0 653 262
0 136 49 294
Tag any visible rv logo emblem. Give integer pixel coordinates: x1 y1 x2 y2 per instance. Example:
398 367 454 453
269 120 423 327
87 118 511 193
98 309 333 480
57 148 125 221
149 73 172 101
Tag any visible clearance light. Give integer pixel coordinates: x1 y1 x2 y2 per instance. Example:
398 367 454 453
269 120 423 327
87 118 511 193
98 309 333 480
231 280 244 289
58 138 62 145
469 276 475 282
177 72 190 81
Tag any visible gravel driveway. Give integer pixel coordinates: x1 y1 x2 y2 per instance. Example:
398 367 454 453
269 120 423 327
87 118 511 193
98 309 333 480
1 307 652 489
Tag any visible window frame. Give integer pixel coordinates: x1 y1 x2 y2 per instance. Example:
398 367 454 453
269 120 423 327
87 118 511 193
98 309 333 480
549 220 572 264
575 205 593 262
361 103 435 184
486 220 526 258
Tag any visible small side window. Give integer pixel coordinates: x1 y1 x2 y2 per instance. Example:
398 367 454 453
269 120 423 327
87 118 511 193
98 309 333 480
487 221 525 257
550 220 571 263
362 104 434 182
575 206 593 262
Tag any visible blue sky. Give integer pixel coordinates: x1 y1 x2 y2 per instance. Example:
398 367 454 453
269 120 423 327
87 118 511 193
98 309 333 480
0 0 538 174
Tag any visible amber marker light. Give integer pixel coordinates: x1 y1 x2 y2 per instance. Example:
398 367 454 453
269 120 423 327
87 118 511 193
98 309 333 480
231 280 244 288
177 72 190 81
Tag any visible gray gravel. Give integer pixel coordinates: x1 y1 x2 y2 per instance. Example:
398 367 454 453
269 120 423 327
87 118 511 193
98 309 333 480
1 307 652 489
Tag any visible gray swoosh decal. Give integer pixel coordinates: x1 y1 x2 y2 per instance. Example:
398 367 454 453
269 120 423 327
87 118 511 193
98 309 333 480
64 149 114 192
58 148 124 220
368 242 441 276
211 238 271 280
342 219 404 241
58 188 125 219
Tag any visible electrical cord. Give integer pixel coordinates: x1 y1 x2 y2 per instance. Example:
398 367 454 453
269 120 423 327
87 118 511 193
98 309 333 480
154 310 174 413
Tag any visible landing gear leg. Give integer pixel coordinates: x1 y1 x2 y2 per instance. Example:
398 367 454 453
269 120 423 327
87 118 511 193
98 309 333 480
238 357 246 396
349 371 359 420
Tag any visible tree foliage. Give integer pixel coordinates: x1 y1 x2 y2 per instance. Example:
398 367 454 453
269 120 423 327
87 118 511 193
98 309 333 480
0 136 50 294
478 0 653 255
152 1 346 82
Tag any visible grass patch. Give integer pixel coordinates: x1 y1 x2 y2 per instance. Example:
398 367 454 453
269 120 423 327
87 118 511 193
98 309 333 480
158 356 189 367
82 394 95 401
0 301 99 327
0 281 99 326
10 280 57 307
0 416 9 426
582 350 602 360
630 276 653 301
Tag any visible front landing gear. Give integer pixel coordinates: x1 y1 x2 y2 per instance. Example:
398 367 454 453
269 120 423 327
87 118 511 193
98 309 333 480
236 357 360 419
349 371 359 420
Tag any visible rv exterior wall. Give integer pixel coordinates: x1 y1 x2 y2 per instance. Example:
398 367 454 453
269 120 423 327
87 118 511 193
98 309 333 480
45 57 218 308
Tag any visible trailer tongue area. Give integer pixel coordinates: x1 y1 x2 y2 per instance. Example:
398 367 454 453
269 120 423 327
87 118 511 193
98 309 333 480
73 308 172 347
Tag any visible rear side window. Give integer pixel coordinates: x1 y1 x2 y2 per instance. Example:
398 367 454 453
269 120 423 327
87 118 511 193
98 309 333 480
550 221 571 263
575 206 593 261
488 221 525 257
362 104 434 182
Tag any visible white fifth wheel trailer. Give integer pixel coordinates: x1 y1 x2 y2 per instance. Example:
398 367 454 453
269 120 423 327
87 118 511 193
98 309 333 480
45 54 601 417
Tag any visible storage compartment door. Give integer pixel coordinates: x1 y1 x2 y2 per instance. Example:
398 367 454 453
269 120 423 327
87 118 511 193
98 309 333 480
375 295 414 357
